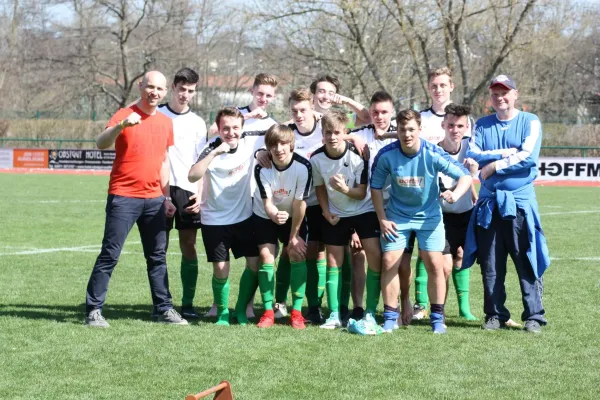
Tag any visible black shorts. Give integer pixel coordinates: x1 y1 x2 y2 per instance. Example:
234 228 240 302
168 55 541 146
404 231 451 255
166 186 202 231
252 213 307 247
322 212 380 246
306 205 325 243
201 217 259 262
442 209 472 257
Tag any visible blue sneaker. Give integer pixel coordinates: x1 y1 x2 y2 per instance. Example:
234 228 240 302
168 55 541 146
382 319 397 333
430 312 446 334
348 315 384 336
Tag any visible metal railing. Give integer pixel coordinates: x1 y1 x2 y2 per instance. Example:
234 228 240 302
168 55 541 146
2 138 600 157
0 138 96 149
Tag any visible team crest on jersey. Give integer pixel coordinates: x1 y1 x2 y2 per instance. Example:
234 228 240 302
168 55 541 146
396 176 424 188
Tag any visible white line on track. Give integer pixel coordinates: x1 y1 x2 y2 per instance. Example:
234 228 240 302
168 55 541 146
0 238 201 257
29 200 105 204
541 210 600 216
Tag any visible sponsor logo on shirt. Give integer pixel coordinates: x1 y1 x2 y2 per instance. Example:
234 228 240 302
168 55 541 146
396 176 424 188
228 164 245 176
273 188 291 197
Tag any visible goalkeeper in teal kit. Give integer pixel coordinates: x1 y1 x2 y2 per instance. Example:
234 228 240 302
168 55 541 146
370 109 472 333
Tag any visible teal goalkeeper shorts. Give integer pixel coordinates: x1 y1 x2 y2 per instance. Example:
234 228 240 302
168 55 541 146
380 221 445 253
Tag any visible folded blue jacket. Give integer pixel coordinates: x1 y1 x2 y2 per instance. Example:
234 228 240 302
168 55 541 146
463 183 551 278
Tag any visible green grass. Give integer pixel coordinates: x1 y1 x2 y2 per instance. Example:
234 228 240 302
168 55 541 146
0 174 599 399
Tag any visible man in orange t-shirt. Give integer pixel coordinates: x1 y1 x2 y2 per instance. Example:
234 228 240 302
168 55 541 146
85 71 187 327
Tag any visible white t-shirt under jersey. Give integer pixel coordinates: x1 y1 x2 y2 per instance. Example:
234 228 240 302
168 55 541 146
197 132 265 225
349 123 396 202
310 142 373 218
438 138 474 214
158 104 207 193
238 106 277 132
420 107 446 144
289 119 324 207
253 153 312 219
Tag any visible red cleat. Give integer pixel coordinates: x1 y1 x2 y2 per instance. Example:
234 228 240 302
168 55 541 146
290 310 306 330
257 310 275 328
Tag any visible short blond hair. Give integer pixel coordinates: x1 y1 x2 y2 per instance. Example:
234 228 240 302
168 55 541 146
253 73 278 88
288 88 313 105
428 67 453 84
321 110 349 135
265 124 295 151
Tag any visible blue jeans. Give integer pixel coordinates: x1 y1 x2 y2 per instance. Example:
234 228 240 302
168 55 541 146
86 195 173 313
476 208 546 324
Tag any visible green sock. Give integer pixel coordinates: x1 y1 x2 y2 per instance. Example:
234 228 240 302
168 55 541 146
234 267 258 325
365 268 381 315
274 257 291 304
339 252 352 311
180 257 198 306
326 266 340 314
306 259 319 308
290 260 307 311
317 259 326 306
212 275 230 326
258 263 275 311
452 267 477 320
414 256 429 309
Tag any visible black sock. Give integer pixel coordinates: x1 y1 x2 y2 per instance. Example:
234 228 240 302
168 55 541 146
430 303 445 315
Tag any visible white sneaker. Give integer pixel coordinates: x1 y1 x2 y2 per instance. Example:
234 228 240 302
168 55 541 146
412 304 428 320
319 312 341 330
204 303 217 317
274 303 288 319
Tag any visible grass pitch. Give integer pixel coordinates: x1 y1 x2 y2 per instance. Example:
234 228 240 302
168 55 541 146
0 174 599 399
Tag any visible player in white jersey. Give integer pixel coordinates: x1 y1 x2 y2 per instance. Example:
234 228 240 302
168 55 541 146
252 125 312 330
208 73 278 135
156 68 207 320
310 74 371 128
188 107 266 326
344 91 397 323
311 110 382 333
410 67 457 320
437 104 479 321
204 73 278 318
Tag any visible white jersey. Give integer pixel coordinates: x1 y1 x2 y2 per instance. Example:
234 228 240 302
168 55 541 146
158 104 207 193
197 131 265 225
438 138 474 214
349 123 396 203
253 153 312 219
310 142 373 218
239 106 277 132
289 119 323 206
420 107 446 144
348 123 397 173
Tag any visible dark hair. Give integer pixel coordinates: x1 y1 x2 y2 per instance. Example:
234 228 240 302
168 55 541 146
215 107 244 129
321 110 349 134
444 103 472 118
370 91 394 105
396 109 421 127
173 67 199 86
310 74 341 94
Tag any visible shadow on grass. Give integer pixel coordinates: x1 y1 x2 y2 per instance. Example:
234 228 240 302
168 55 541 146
0 303 211 324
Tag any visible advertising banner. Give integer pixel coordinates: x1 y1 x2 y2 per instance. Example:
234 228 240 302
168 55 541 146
13 149 48 168
0 148 12 169
48 149 115 170
537 157 600 181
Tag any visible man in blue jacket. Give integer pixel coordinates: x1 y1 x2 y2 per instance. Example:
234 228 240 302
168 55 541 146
464 75 550 334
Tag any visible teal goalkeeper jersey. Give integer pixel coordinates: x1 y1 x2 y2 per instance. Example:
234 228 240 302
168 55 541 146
371 140 469 229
